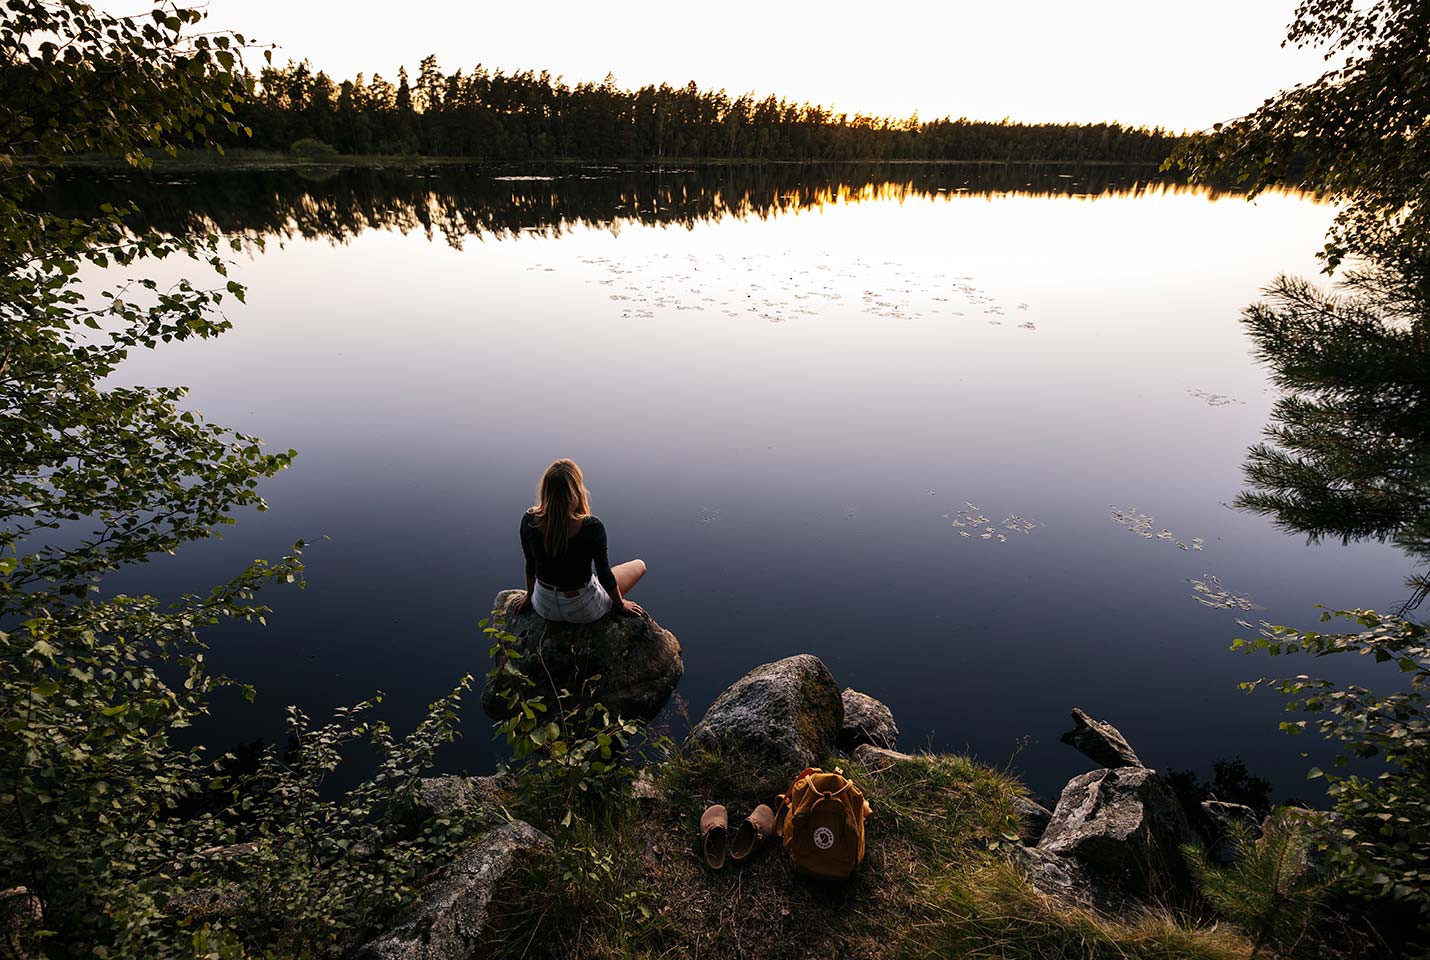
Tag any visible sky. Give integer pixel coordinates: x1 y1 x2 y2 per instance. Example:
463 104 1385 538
143 0 1331 132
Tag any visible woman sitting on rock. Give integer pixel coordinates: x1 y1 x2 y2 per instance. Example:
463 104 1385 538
514 458 646 623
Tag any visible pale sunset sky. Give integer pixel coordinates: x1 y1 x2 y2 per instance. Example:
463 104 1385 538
158 0 1331 131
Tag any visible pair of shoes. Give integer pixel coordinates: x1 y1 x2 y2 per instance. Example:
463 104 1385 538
700 803 775 870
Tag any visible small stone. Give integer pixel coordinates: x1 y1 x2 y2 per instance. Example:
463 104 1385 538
852 743 916 772
1012 795 1053 844
631 767 659 802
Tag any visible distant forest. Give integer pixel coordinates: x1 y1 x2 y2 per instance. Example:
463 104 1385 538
229 58 1185 164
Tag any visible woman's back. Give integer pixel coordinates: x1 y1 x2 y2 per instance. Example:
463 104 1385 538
521 512 614 592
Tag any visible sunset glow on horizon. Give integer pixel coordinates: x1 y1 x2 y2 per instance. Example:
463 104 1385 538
110 0 1336 133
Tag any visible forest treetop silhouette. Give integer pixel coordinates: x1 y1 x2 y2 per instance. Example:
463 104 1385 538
228 56 1184 164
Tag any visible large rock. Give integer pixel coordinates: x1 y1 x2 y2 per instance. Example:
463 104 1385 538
1059 708 1143 769
355 820 552 960
1034 766 1193 907
482 590 682 724
688 654 842 775
838 688 900 751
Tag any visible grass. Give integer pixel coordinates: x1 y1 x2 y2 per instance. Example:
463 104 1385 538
478 748 1253 960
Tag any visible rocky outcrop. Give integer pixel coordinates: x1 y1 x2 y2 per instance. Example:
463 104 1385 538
838 688 900 751
355 820 552 960
483 590 682 724
688 654 842 775
1032 766 1193 907
1059 708 1143 769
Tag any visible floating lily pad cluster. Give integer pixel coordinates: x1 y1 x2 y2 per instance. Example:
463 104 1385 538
560 250 1030 327
945 502 1042 543
1109 506 1204 552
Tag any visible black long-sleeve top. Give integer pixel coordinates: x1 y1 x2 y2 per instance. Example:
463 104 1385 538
520 512 618 594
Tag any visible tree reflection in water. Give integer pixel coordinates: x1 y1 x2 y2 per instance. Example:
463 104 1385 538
41 161 1251 248
1237 259 1430 613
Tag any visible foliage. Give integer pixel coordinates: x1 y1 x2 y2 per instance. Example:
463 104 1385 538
1235 609 1430 911
1171 0 1430 270
1183 811 1331 957
481 616 648 831
2 5 482 957
1233 264 1430 612
288 137 337 159
157 680 483 959
229 55 1183 163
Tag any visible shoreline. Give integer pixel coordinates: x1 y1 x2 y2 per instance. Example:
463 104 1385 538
42 149 1177 173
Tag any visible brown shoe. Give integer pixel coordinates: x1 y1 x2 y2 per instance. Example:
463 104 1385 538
728 803 775 862
700 804 729 869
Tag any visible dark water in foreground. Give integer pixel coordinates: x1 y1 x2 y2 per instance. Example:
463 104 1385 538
70 162 1410 800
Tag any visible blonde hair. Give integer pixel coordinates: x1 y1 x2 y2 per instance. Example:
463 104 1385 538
530 458 591 556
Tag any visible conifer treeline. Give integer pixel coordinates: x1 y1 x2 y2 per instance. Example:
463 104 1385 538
231 57 1183 163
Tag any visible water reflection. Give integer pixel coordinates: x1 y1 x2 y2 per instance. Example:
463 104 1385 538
47 162 1275 247
1237 264 1430 613
71 162 1375 801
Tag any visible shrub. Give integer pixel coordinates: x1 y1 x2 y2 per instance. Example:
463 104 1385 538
1184 809 1331 957
481 616 658 830
289 137 339 159
1236 609 1430 913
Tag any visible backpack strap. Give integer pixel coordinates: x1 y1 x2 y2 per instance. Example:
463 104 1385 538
773 767 820 833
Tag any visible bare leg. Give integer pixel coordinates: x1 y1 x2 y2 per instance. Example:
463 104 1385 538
612 558 647 597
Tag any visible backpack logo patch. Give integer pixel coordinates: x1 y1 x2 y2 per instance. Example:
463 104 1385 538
813 826 835 850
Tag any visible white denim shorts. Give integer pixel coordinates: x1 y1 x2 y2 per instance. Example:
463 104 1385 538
532 575 611 624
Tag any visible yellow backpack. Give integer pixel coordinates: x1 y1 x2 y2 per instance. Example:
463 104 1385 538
774 767 872 880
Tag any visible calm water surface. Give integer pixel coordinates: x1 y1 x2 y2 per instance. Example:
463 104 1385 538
77 164 1409 799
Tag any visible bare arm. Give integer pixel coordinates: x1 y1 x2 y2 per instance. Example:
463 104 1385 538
516 514 536 612
592 520 636 616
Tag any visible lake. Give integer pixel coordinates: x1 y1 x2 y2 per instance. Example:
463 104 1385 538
69 162 1411 801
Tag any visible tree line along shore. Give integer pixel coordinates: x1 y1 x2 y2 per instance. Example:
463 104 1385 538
211 56 1185 164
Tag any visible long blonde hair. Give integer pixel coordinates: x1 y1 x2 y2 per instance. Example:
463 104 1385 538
530 459 591 556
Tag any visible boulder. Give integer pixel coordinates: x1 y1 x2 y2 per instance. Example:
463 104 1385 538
355 820 552 960
688 654 842 775
1013 795 1054 844
852 743 917 772
838 688 900 751
1059 708 1143 769
1035 766 1193 907
482 590 682 724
